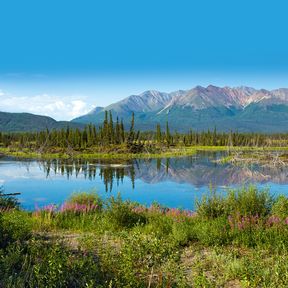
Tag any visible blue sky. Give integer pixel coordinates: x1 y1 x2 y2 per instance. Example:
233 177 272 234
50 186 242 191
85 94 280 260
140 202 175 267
0 0 288 120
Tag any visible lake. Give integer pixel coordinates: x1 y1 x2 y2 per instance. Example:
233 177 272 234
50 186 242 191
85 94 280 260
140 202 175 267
1 152 288 210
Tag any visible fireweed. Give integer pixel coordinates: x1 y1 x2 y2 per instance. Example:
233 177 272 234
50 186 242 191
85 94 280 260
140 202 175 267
34 202 100 216
228 213 261 231
227 213 288 231
131 205 196 220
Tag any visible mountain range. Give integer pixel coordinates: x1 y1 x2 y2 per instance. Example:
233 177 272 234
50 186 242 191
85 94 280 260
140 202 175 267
73 85 288 132
1 85 288 132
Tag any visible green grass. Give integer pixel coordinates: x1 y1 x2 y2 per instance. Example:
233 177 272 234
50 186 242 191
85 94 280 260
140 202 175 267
1 145 288 160
1 187 288 287
0 146 199 160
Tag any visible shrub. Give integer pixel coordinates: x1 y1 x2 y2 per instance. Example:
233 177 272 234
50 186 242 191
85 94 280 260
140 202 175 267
67 191 103 211
225 186 273 217
193 216 231 246
171 219 195 246
272 195 288 219
106 194 147 229
196 188 226 219
196 186 274 219
0 210 32 248
142 213 173 238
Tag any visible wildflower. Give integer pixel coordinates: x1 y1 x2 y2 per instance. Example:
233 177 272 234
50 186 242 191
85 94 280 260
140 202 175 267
266 215 281 227
228 214 261 231
42 204 57 213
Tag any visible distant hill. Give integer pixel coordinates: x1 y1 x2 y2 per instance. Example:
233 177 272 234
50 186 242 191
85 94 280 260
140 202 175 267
0 111 83 132
72 86 288 132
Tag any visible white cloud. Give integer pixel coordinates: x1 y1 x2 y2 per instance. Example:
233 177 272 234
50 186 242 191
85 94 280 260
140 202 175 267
0 91 94 120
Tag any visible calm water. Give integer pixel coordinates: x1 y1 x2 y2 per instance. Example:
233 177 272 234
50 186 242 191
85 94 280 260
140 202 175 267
1 152 288 210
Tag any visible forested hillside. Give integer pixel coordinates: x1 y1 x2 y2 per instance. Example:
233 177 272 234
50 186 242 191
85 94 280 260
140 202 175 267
0 111 83 132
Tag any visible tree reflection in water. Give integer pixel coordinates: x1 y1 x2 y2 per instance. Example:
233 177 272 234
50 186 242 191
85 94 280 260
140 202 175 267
37 151 288 192
41 159 136 192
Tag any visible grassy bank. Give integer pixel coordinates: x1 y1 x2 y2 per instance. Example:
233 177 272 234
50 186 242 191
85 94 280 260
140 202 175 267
1 145 288 160
0 146 199 160
1 186 288 287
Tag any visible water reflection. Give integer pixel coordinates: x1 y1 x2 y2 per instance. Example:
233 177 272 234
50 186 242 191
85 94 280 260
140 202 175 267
1 152 288 210
34 152 288 189
40 159 136 192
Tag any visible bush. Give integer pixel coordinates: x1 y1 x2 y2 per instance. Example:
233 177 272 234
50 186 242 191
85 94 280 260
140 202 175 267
67 191 103 211
193 216 231 246
272 195 288 219
0 210 32 248
106 194 147 229
225 186 273 217
196 188 226 219
196 186 273 219
142 214 173 238
171 220 195 246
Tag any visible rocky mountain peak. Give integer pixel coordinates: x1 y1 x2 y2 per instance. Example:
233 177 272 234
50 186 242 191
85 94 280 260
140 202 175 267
72 85 288 133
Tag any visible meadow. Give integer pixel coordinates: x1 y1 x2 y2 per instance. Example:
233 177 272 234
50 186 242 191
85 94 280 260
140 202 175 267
1 186 288 287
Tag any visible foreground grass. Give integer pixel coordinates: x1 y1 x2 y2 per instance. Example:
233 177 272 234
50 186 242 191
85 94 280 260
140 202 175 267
1 187 288 287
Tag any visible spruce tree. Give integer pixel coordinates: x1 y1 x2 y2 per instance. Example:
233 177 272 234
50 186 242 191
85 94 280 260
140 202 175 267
115 117 120 144
166 121 171 147
156 124 162 144
109 111 114 144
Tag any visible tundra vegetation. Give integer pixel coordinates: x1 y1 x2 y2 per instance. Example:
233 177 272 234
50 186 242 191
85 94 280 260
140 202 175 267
1 186 288 287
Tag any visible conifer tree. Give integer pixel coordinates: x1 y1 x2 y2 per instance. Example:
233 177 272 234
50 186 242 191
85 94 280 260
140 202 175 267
156 124 162 144
166 121 171 147
120 119 125 143
115 117 120 144
127 112 135 144
109 111 114 144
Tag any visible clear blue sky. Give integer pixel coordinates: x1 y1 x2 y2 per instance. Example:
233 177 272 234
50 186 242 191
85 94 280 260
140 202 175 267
0 0 288 120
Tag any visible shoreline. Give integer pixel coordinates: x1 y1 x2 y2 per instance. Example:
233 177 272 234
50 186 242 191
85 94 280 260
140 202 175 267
1 145 288 160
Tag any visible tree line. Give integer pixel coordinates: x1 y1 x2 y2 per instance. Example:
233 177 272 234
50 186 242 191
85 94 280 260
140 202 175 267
0 111 288 152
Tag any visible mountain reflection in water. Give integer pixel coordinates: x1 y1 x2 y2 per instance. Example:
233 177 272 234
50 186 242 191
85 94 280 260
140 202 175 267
39 152 288 190
1 152 288 210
